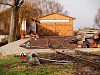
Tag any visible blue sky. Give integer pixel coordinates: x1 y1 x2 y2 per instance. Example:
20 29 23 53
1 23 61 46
57 0 100 30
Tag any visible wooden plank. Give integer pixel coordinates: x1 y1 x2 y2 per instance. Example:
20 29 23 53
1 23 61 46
39 58 71 64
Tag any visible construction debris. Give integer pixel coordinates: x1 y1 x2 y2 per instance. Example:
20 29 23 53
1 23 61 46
20 36 77 49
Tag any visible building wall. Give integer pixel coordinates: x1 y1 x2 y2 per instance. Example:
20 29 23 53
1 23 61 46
0 22 5 30
37 14 74 36
0 21 10 35
0 8 11 35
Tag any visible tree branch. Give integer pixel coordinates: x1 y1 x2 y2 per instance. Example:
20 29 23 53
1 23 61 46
0 2 13 7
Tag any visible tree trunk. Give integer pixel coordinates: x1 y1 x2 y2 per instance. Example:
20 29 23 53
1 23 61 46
8 6 19 43
16 8 21 40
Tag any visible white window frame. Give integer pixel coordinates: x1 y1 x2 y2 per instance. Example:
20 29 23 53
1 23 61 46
40 20 69 23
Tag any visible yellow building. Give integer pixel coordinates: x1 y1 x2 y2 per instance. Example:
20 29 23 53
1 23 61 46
35 13 75 36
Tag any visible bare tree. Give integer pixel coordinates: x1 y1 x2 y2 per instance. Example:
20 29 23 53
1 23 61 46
0 0 24 42
48 1 63 14
40 0 68 16
20 1 42 22
94 8 100 29
0 0 42 43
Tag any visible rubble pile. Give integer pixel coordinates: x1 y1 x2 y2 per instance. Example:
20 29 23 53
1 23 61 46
20 36 77 49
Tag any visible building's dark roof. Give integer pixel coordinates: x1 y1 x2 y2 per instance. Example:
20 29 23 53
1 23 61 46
0 30 9 35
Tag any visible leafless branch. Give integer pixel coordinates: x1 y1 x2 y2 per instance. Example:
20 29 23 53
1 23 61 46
94 8 100 29
0 2 13 7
